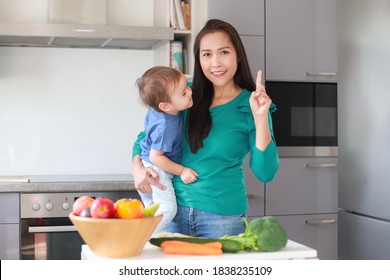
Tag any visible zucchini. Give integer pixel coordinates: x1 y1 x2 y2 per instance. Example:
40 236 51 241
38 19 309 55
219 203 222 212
149 237 242 253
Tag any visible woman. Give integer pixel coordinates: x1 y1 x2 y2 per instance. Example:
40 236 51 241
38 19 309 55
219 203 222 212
132 19 279 238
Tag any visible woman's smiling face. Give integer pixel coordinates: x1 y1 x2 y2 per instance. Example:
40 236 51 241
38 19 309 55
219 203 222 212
199 31 238 89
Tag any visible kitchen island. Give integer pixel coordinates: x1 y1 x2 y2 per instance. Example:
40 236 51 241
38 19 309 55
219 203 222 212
81 240 318 260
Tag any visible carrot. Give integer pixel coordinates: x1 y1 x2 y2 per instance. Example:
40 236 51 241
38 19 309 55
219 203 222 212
161 240 223 255
202 241 223 249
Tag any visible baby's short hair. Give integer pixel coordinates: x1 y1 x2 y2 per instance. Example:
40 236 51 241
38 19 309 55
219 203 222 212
137 66 182 112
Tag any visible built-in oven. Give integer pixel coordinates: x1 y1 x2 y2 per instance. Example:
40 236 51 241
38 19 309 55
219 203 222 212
265 81 338 157
20 191 139 260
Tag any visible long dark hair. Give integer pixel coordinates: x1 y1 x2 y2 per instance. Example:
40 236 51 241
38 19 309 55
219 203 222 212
188 19 256 153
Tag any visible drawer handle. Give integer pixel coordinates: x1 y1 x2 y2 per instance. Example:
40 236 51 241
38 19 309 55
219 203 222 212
305 163 337 168
305 219 336 225
29 225 76 233
305 71 337 76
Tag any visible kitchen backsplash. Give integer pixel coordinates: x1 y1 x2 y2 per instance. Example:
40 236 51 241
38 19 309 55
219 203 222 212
0 46 153 175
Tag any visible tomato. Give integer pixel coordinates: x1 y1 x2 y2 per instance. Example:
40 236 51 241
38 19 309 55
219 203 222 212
115 198 144 219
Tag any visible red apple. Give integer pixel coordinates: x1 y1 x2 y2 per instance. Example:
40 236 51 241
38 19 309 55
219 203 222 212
90 197 116 218
73 196 95 216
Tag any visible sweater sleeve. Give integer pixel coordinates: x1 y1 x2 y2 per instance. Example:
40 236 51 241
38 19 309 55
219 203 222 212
132 130 146 159
248 105 280 182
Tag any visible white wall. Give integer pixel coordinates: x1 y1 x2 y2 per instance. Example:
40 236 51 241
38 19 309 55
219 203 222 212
0 47 154 175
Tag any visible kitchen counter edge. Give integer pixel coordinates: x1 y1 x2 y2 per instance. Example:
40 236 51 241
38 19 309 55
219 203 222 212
0 180 136 193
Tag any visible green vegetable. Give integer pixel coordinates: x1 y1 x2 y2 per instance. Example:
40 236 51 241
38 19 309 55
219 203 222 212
149 237 243 253
219 218 259 251
249 216 288 252
150 216 288 254
220 216 288 252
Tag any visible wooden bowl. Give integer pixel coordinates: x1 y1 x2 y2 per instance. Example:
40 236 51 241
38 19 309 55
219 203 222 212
69 213 162 258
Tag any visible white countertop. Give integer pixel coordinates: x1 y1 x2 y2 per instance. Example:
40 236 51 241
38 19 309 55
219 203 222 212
81 240 318 260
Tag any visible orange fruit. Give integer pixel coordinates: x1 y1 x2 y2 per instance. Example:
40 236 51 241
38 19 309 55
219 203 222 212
115 198 144 219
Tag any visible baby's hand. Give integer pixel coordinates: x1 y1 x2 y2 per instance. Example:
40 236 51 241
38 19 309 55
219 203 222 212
180 167 198 184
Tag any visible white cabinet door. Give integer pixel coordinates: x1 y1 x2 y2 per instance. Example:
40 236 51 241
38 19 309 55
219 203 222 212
266 157 338 215
265 0 337 82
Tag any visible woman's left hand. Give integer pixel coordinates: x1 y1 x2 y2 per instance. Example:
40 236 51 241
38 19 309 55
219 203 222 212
250 70 272 117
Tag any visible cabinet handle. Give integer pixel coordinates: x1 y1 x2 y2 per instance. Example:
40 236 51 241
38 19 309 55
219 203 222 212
305 219 336 225
247 194 256 199
305 71 337 76
305 163 337 168
28 225 76 233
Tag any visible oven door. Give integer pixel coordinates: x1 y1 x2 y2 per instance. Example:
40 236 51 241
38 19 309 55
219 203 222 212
21 218 84 260
266 81 338 157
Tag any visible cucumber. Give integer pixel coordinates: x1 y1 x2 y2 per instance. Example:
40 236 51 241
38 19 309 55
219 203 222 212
149 237 242 253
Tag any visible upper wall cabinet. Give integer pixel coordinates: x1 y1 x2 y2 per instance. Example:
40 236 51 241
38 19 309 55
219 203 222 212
208 0 264 36
265 0 337 82
0 0 47 23
208 0 265 82
240 36 265 83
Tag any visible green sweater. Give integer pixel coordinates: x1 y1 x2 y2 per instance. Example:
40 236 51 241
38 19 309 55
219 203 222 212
132 89 279 215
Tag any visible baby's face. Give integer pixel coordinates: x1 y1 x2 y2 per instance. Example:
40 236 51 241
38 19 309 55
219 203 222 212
167 75 193 114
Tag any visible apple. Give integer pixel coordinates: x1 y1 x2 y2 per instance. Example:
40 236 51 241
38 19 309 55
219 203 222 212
143 203 160 217
73 195 95 216
90 197 116 218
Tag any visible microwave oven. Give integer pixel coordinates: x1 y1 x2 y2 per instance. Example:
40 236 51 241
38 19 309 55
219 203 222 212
266 81 338 157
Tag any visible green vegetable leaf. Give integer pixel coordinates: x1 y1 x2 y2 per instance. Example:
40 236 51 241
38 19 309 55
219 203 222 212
220 218 259 251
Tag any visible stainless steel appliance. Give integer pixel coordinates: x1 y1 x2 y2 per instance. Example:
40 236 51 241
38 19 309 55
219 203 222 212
338 0 390 259
20 191 139 260
265 81 338 157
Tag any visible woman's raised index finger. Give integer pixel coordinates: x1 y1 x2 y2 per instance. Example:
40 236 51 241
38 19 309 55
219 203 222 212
256 70 263 91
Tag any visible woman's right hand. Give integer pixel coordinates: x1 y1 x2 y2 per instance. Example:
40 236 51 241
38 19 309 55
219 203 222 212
132 155 165 193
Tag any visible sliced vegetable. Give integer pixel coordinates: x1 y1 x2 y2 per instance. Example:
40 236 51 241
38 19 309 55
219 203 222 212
161 240 223 255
